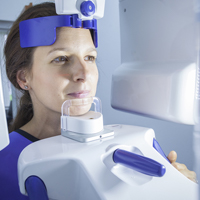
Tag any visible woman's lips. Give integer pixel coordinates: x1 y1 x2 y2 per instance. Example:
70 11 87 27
68 91 90 98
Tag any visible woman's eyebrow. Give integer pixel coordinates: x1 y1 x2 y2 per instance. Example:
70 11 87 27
86 48 97 54
86 48 97 52
47 47 97 55
47 48 70 55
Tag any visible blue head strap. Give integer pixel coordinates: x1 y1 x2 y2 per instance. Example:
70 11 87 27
19 14 98 48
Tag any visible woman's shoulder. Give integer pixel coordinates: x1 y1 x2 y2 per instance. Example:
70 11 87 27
0 130 34 159
10 129 34 146
0 130 30 199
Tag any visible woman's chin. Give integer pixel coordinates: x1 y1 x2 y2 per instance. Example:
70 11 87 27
68 104 92 116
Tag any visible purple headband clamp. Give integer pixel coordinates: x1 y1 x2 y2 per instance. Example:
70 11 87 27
19 14 98 48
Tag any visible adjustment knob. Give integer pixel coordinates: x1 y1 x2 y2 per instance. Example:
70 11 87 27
80 1 95 17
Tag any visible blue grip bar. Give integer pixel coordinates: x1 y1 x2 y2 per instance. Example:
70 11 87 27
113 149 166 177
25 176 48 200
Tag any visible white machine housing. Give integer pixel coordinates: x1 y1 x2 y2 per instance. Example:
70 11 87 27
18 124 198 200
55 0 105 20
112 61 196 125
0 67 9 150
111 0 196 125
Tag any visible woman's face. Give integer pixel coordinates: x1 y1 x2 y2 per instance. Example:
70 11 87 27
26 27 98 116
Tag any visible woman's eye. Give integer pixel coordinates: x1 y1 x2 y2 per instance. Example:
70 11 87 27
52 56 69 64
85 56 96 62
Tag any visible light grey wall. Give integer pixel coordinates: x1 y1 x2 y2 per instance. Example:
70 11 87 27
0 0 55 21
96 0 194 170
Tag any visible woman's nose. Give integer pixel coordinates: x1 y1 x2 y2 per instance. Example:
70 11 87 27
71 59 90 82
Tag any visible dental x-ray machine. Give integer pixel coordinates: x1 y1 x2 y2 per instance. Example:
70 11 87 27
0 0 199 199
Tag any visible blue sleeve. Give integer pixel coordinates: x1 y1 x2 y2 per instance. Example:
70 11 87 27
0 131 33 200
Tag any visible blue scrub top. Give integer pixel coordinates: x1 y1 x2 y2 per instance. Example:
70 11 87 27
0 129 39 200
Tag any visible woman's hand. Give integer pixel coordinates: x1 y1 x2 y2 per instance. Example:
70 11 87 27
167 151 197 183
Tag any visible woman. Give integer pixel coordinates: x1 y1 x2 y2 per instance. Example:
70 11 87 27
0 2 196 199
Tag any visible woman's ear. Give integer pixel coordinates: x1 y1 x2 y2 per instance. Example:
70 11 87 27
16 70 30 90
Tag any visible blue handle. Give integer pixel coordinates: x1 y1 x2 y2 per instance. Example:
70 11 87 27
113 149 166 177
25 176 48 200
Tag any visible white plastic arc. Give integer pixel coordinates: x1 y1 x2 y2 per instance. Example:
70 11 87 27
61 96 102 116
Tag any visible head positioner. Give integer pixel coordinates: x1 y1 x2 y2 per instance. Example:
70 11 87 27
19 0 105 48
19 15 98 48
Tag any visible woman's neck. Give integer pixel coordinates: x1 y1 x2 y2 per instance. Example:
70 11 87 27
20 111 61 140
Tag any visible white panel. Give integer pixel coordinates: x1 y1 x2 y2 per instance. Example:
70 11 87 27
0 65 9 150
119 0 195 63
18 125 198 200
111 62 196 125
111 0 196 124
0 31 9 150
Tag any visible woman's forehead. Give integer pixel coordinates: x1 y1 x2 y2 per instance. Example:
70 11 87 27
56 27 93 44
50 27 94 52
34 27 95 57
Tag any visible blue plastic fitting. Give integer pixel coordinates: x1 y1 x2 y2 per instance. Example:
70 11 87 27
153 138 170 163
20 15 98 48
80 1 95 17
25 176 48 200
113 149 166 177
